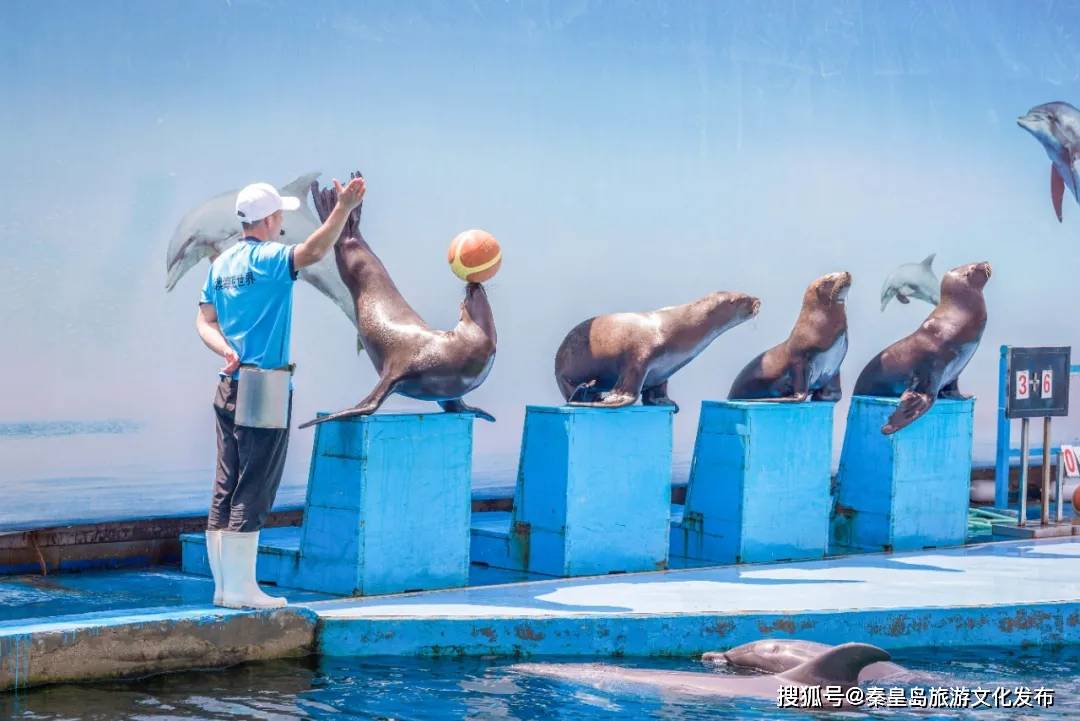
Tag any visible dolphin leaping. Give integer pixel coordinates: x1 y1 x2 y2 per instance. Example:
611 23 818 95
1018 101 1080 222
880 253 939 311
513 642 890 701
165 172 358 331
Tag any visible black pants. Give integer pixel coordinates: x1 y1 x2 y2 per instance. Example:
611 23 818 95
208 376 292 532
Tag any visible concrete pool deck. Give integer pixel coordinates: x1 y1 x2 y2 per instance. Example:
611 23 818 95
4 537 1080 690
309 537 1080 655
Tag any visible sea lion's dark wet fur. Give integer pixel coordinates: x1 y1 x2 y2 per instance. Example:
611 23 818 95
299 173 497 429
554 292 760 411
854 262 991 435
728 272 851 402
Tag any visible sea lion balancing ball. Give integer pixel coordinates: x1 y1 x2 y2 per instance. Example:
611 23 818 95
448 229 501 282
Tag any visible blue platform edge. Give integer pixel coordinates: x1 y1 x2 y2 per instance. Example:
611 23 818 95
832 396 974 554
316 601 1080 657
672 400 835 566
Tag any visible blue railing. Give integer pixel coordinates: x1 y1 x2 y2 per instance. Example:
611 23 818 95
994 344 1080 508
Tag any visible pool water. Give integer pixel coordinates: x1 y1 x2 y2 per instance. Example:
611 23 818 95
2 646 1077 720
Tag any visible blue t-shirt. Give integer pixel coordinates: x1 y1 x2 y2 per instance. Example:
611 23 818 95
199 238 297 379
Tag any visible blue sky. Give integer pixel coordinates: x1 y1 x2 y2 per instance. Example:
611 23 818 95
3 0 1080 493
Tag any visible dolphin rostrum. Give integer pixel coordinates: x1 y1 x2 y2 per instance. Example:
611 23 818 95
164 171 359 335
513 642 890 701
1018 101 1080 222
703 639 934 685
880 253 939 311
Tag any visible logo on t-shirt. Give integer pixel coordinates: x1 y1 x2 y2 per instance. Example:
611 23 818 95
214 270 256 291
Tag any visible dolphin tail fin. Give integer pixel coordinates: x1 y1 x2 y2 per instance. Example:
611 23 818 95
777 643 890 687
282 171 322 200
1052 165 1065 222
283 171 322 221
921 253 936 268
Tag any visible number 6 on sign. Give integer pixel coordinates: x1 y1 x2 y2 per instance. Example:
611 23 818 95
1042 370 1053 398
1016 370 1030 400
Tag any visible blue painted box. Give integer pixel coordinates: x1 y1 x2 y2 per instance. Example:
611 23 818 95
471 405 675 577
670 400 835 565
183 412 474 596
831 396 974 553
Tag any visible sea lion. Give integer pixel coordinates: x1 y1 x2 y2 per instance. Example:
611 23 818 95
727 272 851 402
703 639 935 685
554 292 761 412
881 254 940 311
853 262 991 435
1017 101 1080 222
298 173 497 429
513 643 890 702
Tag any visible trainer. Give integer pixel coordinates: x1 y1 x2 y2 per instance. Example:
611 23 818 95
196 176 365 608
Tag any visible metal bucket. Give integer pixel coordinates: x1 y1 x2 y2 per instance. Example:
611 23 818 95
234 365 292 429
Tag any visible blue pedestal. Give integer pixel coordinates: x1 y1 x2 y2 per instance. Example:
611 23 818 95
182 412 473 596
471 405 674 577
831 396 974 553
670 401 835 566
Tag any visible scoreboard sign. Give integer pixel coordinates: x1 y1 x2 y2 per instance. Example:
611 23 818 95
1005 346 1071 419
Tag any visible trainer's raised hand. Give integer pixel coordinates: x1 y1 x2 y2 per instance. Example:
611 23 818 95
335 173 365 211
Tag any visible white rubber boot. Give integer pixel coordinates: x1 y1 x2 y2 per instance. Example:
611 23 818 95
219 530 287 609
206 529 224 606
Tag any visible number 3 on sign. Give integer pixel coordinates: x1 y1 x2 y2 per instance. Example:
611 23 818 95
1042 369 1053 399
1016 370 1030 399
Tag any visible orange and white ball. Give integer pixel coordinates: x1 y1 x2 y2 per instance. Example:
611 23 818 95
448 229 501 283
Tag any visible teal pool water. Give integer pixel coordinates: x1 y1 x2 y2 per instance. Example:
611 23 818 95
2 646 1076 720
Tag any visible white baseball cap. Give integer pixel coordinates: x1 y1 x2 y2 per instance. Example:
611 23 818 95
235 182 301 223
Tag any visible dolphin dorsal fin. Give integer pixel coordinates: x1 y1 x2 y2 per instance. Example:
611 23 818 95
777 643 890 686
921 253 936 268
281 171 322 199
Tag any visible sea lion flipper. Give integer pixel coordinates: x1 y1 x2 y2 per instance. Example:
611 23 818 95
310 180 332 223
567 364 645 408
811 372 842 402
937 379 971 400
882 388 935 435
568 380 604 403
753 391 810 403
438 399 496 423
641 381 679 412
309 176 363 239
757 359 811 403
298 373 399 429
1052 164 1065 222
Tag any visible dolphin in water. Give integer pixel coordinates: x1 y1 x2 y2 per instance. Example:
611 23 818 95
513 642 889 701
880 253 939 311
702 639 936 685
165 171 359 332
1017 101 1080 222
